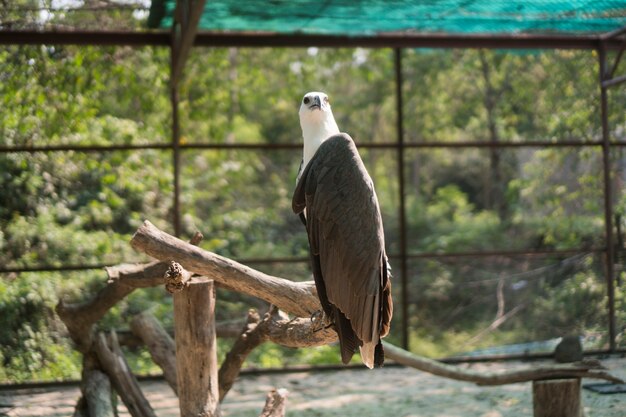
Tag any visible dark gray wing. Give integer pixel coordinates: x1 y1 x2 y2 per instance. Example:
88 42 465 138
293 133 393 365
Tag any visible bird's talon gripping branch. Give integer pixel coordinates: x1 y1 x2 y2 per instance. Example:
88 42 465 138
310 309 332 333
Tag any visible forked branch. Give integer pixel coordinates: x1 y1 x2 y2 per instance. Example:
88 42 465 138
130 220 623 386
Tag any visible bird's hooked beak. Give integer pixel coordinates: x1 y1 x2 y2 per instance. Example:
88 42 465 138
309 95 322 111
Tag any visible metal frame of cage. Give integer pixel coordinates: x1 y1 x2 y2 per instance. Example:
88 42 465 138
1 20 625 359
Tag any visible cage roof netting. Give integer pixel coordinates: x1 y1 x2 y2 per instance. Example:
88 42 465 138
148 0 626 35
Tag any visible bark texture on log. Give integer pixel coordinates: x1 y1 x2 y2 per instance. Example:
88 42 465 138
174 280 220 417
131 220 318 317
94 332 156 417
533 378 583 417
259 389 289 417
130 311 178 394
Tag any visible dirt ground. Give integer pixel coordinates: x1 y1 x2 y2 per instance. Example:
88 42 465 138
1 357 624 417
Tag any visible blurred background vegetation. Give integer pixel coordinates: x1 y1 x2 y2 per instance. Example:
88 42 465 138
1 1 626 383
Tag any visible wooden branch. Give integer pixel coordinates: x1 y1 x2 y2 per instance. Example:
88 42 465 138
130 311 177 395
266 312 337 348
94 332 157 417
130 221 319 317
125 306 334 403
383 342 623 385
174 280 220 417
219 309 271 401
57 232 204 352
117 321 244 348
57 281 137 352
259 389 289 417
129 221 623 387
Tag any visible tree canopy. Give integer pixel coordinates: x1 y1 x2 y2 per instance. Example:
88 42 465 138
1 5 626 383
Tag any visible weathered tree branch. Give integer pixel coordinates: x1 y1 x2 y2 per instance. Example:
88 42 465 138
57 232 204 352
130 311 177 395
94 332 156 417
57 280 138 352
130 220 319 317
219 309 271 401
383 342 623 385
131 221 623 386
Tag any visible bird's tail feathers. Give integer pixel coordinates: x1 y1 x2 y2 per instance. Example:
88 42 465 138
359 341 376 369
333 307 359 365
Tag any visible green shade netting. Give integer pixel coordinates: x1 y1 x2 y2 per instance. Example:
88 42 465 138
148 0 626 35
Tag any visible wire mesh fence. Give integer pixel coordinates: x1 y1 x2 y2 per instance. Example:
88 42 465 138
0 40 625 383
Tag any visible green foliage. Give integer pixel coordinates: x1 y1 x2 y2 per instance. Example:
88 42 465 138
0 272 86 382
2 37 625 383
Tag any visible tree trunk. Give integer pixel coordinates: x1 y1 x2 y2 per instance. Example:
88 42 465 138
532 378 584 417
82 369 115 417
174 280 220 417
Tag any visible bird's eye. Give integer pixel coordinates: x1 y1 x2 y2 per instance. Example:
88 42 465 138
303 97 310 104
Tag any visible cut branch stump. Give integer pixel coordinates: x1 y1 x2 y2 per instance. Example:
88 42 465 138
174 279 220 417
259 389 289 417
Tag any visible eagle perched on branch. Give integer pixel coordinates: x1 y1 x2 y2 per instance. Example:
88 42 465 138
292 91 393 368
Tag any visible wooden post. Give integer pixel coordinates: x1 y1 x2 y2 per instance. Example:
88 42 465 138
174 280 220 417
532 378 583 417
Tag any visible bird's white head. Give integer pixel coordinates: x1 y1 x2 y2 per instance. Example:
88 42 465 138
299 91 340 169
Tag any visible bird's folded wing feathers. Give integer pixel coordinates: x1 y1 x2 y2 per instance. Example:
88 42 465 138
292 133 387 343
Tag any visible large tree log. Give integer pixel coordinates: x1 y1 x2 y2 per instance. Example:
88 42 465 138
94 332 156 417
130 311 178 395
174 280 220 417
130 220 318 317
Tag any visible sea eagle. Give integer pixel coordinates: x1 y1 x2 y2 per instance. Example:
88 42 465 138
292 91 393 368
